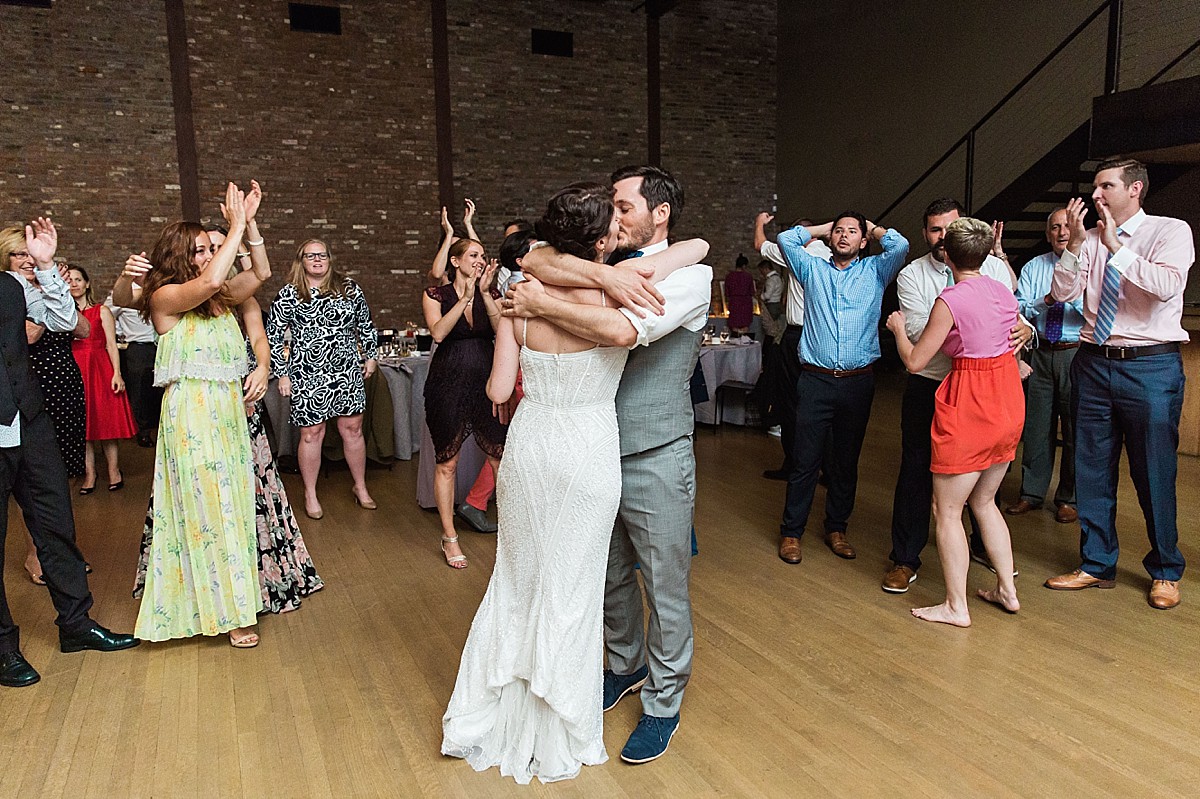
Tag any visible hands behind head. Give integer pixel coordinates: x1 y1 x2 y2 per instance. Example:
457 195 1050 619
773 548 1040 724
25 217 58 267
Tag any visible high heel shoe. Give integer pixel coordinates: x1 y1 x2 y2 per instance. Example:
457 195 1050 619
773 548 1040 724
441 535 467 569
108 472 124 491
304 504 324 520
79 483 96 495
353 490 377 510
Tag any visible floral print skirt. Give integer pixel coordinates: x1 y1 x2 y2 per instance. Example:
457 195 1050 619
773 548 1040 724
134 402 323 614
134 377 262 640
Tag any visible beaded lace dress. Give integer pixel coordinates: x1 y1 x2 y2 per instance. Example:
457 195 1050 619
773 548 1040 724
442 342 628 784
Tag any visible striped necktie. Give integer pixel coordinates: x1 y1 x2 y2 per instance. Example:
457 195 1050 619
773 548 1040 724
1092 234 1124 344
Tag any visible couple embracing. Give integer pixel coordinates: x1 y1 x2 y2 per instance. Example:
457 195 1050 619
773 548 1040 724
440 165 712 784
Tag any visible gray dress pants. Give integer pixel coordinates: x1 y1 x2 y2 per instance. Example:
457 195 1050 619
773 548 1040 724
604 435 696 719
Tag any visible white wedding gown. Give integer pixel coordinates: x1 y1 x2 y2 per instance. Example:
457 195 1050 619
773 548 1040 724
442 343 629 784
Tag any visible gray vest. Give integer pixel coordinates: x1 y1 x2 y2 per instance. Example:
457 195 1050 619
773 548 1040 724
615 326 702 457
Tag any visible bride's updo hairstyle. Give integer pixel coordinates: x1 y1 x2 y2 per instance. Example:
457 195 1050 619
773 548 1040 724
535 181 614 260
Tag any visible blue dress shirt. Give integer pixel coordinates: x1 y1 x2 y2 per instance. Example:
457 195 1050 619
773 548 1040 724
1016 252 1084 343
777 225 909 370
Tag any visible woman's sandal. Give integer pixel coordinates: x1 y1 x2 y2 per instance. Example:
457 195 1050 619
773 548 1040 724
441 535 467 569
229 628 260 648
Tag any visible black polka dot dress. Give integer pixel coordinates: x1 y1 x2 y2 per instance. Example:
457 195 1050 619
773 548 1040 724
28 330 87 477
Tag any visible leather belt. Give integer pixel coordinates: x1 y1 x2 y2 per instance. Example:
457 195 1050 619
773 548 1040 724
802 364 873 378
1080 341 1180 360
785 324 803 332
1046 342 1079 351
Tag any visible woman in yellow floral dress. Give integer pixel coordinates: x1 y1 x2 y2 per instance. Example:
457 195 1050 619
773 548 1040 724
133 182 272 647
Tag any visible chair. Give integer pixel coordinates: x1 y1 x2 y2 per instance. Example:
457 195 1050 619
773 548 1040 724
712 380 757 431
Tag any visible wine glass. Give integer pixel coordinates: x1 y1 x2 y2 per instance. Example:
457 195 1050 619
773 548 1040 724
719 329 730 345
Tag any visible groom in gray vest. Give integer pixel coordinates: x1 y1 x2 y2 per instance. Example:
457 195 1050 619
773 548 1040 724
506 165 711 764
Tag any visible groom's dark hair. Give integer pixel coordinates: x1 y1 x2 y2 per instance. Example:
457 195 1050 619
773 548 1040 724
610 164 684 231
535 181 615 261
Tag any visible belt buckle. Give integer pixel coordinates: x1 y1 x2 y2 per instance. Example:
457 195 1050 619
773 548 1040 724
832 368 846 378
1103 345 1126 360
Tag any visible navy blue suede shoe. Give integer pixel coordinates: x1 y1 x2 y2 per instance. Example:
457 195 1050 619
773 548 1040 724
602 664 648 712
620 713 680 763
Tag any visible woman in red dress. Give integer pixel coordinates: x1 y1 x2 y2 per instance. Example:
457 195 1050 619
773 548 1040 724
886 218 1025 628
68 266 137 493
723 254 755 335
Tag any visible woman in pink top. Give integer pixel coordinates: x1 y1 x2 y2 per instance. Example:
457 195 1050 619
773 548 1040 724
886 218 1025 627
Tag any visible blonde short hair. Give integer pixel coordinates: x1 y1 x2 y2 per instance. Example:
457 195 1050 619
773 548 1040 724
943 217 994 271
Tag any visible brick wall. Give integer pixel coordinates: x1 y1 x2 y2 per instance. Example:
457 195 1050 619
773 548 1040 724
3 0 776 325
660 0 777 282
184 0 438 328
0 1 179 285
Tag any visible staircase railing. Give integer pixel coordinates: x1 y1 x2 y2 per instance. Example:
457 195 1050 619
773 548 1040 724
873 0 1113 224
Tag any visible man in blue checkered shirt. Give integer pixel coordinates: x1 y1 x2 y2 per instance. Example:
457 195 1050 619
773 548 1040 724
773 213 909 565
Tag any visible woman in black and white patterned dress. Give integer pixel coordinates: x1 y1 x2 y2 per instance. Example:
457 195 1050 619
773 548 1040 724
267 239 378 520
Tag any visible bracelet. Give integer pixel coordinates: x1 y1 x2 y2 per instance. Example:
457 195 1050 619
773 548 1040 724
237 252 250 258
246 238 265 247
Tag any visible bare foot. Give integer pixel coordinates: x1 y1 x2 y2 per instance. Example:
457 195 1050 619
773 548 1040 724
976 586 1020 613
911 603 971 627
229 627 260 648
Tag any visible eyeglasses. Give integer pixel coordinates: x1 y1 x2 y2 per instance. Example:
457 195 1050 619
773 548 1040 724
7 251 31 260
302 252 330 261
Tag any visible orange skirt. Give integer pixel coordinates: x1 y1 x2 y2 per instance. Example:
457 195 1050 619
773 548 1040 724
931 354 1024 475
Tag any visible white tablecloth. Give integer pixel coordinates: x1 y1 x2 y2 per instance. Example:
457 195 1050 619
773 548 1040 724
693 341 763 425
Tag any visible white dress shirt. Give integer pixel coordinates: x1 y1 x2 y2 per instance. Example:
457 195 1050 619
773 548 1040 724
619 239 713 348
106 292 157 343
896 252 1015 382
760 238 830 326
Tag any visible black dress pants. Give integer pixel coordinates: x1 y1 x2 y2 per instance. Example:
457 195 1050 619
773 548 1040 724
776 325 803 469
120 341 162 435
888 374 984 571
0 410 94 653
780 370 874 538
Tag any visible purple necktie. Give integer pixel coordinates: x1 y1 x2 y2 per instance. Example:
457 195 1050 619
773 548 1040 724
1045 302 1064 344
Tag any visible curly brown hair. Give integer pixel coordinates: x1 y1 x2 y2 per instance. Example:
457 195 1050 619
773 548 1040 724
139 221 234 321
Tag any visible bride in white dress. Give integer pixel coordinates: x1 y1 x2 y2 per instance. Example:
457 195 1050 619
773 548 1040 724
440 182 707 784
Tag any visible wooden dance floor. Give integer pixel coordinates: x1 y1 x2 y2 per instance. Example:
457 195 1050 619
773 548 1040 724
3 371 1198 797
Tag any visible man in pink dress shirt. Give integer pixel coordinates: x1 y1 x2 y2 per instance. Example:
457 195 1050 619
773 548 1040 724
1043 158 1194 609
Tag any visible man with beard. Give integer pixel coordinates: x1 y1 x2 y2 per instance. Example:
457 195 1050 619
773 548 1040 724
507 165 711 763
1006 208 1083 524
775 214 909 565
882 198 1029 593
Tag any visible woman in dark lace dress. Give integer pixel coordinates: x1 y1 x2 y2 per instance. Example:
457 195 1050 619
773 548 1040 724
423 238 507 569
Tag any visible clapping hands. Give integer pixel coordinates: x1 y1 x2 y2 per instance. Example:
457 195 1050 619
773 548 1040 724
25 217 58 268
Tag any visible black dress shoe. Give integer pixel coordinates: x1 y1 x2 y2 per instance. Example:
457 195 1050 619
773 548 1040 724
136 434 155 448
59 622 140 654
762 468 790 481
0 651 41 687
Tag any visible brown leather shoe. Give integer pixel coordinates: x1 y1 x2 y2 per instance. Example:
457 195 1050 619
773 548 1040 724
1044 569 1115 590
778 536 802 564
1149 580 1181 609
881 564 917 594
1005 499 1041 515
824 531 856 559
1055 505 1078 524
